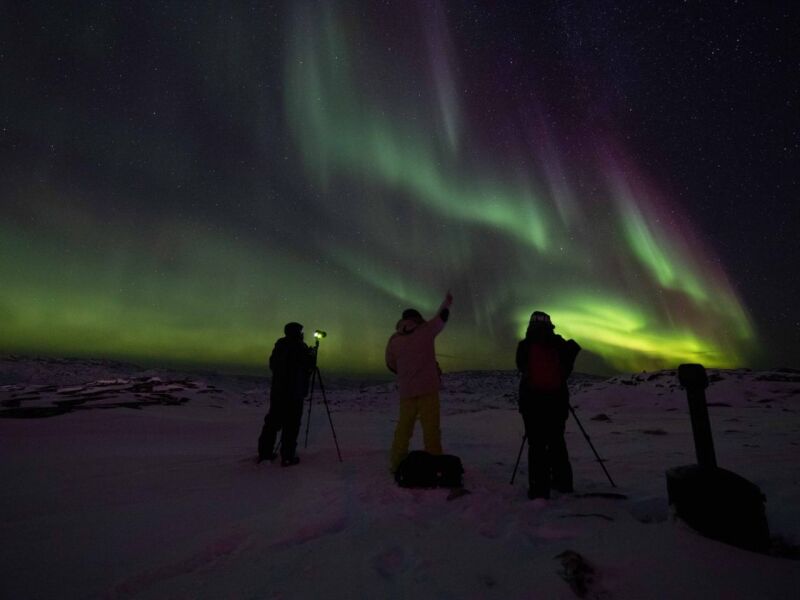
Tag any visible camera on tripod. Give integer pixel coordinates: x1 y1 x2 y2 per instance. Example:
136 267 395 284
303 328 342 462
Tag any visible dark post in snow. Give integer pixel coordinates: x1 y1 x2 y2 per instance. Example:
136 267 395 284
678 363 717 469
666 363 770 554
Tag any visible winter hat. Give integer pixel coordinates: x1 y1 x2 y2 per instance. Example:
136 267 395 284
529 311 554 328
402 308 423 321
284 322 304 337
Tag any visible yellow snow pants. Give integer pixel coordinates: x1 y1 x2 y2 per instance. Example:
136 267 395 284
389 392 442 472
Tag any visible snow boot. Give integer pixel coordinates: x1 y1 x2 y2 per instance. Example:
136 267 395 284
258 452 278 463
528 488 550 500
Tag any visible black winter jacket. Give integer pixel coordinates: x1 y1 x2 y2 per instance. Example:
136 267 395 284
269 336 314 402
516 327 581 415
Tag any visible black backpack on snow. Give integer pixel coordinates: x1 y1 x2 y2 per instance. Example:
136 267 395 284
394 451 464 488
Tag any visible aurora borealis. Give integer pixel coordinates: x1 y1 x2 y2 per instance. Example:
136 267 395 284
2 2 796 374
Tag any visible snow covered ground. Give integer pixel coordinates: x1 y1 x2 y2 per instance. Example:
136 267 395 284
1 357 799 599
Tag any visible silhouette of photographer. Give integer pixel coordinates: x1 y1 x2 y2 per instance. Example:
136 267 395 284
258 322 316 466
516 311 580 499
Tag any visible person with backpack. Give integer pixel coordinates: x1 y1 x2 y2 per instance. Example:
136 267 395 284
386 291 453 473
516 311 581 499
258 322 316 466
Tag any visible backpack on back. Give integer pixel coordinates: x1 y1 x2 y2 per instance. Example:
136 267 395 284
527 341 563 393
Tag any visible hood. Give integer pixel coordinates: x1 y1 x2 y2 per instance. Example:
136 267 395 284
395 317 424 334
525 324 555 342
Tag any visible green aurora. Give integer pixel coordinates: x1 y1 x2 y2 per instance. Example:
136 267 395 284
0 3 757 374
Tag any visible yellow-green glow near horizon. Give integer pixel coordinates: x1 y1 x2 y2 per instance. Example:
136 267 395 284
279 4 754 372
517 295 745 372
0 2 758 375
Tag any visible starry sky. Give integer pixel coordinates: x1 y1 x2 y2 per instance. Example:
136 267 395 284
1 1 797 375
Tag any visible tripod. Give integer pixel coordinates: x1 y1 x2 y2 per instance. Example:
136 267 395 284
510 403 615 487
303 340 343 462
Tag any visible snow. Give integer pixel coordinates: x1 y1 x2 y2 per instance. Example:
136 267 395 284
1 358 799 599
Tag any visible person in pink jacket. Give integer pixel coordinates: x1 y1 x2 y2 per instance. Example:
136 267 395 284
386 291 453 472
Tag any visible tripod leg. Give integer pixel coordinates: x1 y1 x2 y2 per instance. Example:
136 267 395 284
510 434 527 485
316 369 343 462
569 404 616 488
304 369 317 449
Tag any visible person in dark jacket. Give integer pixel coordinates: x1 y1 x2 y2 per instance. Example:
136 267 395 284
258 322 315 466
516 311 581 499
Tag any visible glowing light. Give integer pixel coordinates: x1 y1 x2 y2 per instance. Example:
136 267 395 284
0 4 757 375
285 7 552 252
278 4 755 372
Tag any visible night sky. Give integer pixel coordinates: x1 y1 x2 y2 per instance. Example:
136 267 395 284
2 1 797 374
